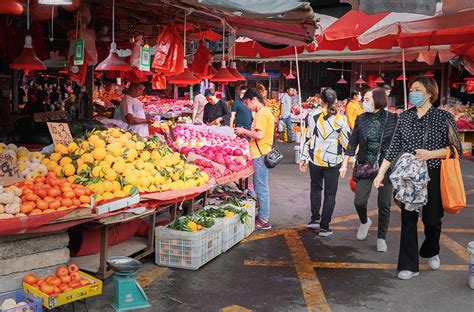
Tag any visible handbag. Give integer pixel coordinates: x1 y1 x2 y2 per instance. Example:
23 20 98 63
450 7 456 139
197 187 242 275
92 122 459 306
256 140 283 169
441 146 466 214
353 112 388 179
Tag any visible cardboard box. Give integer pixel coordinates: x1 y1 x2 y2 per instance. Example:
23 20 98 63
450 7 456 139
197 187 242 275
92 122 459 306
23 271 102 309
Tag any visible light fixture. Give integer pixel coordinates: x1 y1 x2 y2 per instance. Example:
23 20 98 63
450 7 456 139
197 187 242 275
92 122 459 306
210 20 237 83
355 62 366 84
95 0 132 72
423 71 435 77
375 63 384 84
252 67 261 76
38 0 72 4
337 62 347 84
286 61 295 79
259 63 269 77
228 61 246 81
10 1 46 71
396 74 407 81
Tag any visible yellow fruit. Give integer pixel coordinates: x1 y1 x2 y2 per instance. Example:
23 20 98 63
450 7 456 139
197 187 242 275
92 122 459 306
123 185 134 195
105 170 117 182
81 141 92 150
95 194 103 202
59 157 72 166
125 141 136 150
187 221 198 232
185 179 197 189
140 151 151 162
148 185 157 192
124 132 132 139
104 181 114 193
171 180 185 190
124 175 137 186
54 166 63 177
114 190 126 197
41 158 50 165
93 139 106 148
160 183 171 191
76 158 84 166
103 192 114 200
94 183 105 195
17 156 29 163
112 162 125 174
139 176 150 187
88 134 100 143
68 142 79 153
30 151 43 161
67 176 76 183
47 161 58 171
155 159 166 169
99 160 112 169
91 166 104 178
154 175 166 185
54 144 68 154
171 172 181 181
112 181 121 192
225 211 235 218
126 149 138 161
63 164 76 176
81 153 94 163
92 147 107 161
136 141 145 151
201 172 209 182
49 152 62 163
104 154 116 163
77 164 89 174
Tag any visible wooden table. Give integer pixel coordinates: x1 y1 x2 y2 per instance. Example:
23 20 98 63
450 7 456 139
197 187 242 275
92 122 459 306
72 209 156 279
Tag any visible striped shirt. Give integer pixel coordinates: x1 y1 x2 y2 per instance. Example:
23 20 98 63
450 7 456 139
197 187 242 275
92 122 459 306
300 109 350 167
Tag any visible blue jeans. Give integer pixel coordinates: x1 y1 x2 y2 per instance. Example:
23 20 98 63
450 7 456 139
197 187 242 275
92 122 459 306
282 116 292 141
252 156 270 222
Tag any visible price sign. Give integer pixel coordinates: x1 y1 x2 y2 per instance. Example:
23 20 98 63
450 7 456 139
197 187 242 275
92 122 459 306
47 122 73 146
34 111 68 122
73 39 85 66
0 152 24 186
139 46 151 71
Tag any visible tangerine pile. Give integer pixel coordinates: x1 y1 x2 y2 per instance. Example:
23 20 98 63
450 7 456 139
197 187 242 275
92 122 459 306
23 264 91 295
16 172 91 215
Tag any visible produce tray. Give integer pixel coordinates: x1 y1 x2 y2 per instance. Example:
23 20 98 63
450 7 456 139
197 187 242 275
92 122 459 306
23 272 102 309
0 289 42 312
155 225 222 270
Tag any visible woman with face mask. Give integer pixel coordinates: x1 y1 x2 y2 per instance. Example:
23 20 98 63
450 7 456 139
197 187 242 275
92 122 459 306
373 77 462 280
345 91 364 130
340 88 398 252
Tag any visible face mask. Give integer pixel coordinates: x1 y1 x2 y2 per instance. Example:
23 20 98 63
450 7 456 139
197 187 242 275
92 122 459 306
385 91 391 97
409 91 426 107
362 100 374 113
356 94 362 101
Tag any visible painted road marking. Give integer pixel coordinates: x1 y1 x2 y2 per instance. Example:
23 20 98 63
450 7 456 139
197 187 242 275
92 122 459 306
136 264 168 288
284 232 331 312
244 260 293 267
440 233 470 262
220 305 252 312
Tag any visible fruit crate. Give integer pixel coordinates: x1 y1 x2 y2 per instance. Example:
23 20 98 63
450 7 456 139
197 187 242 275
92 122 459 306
155 224 222 270
0 289 42 312
219 214 245 252
241 199 256 237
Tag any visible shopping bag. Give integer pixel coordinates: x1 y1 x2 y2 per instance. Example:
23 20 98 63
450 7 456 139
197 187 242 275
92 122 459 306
440 146 466 214
277 119 285 133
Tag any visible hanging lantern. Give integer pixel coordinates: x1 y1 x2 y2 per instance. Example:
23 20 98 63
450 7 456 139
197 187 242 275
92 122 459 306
211 60 238 83
11 36 47 71
423 71 435 77
228 62 246 81
396 74 407 81
169 60 200 85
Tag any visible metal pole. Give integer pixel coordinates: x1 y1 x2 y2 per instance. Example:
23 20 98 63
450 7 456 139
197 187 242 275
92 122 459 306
295 46 303 125
402 48 407 110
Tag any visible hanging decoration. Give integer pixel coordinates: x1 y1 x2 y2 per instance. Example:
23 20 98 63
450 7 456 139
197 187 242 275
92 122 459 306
355 62 366 85
10 0 47 71
95 0 131 72
190 40 211 79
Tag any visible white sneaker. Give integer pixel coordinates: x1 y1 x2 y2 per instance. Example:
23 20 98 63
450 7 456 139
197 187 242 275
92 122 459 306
397 270 420 280
377 239 387 252
356 218 372 240
428 255 440 270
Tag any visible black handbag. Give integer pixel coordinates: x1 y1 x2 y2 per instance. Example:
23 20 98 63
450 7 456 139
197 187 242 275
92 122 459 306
354 112 388 180
256 140 283 169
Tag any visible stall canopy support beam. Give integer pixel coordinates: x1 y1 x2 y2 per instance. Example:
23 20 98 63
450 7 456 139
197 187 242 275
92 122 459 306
402 49 407 110
86 66 94 118
12 70 19 113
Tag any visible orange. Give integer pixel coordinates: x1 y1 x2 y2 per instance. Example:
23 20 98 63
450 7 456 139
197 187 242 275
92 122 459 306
36 200 48 211
48 201 61 210
79 195 91 204
20 202 35 214
61 198 73 207
30 209 43 215
43 209 56 214
23 274 38 285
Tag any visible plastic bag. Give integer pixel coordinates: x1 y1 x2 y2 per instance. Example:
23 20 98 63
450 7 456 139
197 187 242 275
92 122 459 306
190 40 210 78
441 147 466 214
152 24 184 75
278 119 285 132
126 69 148 83
129 36 143 69
68 51 90 85
0 0 23 15
67 28 98 65
152 73 167 90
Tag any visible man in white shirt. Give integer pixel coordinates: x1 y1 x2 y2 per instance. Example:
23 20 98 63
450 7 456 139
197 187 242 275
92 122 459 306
192 92 207 124
120 83 152 138
280 87 295 142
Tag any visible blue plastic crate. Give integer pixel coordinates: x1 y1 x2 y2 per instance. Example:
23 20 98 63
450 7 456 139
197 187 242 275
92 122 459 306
0 289 42 312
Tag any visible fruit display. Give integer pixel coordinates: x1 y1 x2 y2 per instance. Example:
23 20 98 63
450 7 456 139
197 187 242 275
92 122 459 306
141 98 193 121
0 297 30 311
42 128 209 203
439 101 473 130
23 264 90 296
265 99 280 119
0 144 47 180
0 185 23 219
14 172 91 216
171 125 252 175
93 88 123 108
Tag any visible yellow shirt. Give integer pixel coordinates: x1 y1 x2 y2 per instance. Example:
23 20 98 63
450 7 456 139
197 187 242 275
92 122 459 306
250 106 274 159
345 99 363 129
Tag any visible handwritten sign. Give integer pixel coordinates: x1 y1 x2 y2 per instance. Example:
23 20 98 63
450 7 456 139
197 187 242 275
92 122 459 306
0 152 24 186
47 122 73 146
34 111 68 122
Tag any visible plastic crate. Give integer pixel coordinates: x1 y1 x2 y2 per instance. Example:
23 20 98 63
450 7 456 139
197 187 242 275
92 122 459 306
219 214 245 252
155 224 222 270
241 200 256 237
0 289 42 312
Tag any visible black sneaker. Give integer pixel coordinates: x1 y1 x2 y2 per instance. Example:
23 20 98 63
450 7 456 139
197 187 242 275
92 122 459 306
319 229 333 237
306 220 320 229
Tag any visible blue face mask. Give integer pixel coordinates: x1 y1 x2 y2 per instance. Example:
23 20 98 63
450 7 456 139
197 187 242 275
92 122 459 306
409 91 426 107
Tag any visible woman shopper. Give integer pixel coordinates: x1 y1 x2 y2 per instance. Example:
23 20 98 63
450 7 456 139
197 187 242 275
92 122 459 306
300 88 350 237
235 88 275 230
373 76 461 280
340 88 398 252
345 91 364 130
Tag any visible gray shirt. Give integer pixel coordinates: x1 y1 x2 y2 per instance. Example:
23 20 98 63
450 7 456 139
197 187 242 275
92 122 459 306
280 93 292 118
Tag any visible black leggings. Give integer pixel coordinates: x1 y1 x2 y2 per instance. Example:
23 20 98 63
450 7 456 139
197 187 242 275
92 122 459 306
397 168 443 272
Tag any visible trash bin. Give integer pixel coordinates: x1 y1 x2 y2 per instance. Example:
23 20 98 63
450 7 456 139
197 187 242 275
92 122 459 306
294 132 301 144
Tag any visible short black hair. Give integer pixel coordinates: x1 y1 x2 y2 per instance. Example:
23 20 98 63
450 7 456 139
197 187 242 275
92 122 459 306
204 89 215 97
242 88 265 105
350 91 359 99
129 83 143 90
239 86 248 92
321 88 338 116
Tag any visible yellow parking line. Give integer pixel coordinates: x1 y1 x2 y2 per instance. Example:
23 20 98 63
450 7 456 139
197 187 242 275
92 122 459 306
135 264 168 288
440 233 470 262
220 305 252 312
284 232 331 312
244 260 293 267
312 262 466 271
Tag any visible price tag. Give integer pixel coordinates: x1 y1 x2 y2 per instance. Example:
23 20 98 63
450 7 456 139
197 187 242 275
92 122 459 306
139 46 151 71
34 111 68 122
0 152 24 186
73 38 85 66
47 122 74 146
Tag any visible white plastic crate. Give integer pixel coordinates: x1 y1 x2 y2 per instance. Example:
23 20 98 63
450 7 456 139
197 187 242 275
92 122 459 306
241 199 256 237
155 224 222 270
218 214 245 252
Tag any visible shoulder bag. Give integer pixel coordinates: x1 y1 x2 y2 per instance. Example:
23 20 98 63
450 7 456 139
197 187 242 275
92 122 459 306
256 140 283 169
353 112 388 179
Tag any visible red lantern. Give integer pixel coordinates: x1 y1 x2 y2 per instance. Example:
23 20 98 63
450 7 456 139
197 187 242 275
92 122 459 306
0 0 23 15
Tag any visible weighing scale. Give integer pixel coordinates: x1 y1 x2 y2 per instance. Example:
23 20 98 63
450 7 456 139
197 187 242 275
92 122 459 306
107 256 151 311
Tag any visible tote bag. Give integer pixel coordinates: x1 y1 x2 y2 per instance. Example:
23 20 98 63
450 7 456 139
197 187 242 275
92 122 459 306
440 146 466 214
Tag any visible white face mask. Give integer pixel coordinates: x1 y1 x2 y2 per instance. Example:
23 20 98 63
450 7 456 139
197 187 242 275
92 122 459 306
356 94 362 101
362 100 375 113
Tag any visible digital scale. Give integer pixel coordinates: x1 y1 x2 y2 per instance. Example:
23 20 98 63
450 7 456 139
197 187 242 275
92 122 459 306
107 256 151 311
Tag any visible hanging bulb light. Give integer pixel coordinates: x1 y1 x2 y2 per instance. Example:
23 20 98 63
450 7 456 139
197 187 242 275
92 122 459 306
211 21 238 83
169 13 200 85
11 1 46 71
375 63 384 83
286 61 295 80
96 0 132 72
396 74 407 81
228 61 246 81
337 62 347 84
355 62 366 85
252 66 261 76
423 71 435 77
259 63 269 77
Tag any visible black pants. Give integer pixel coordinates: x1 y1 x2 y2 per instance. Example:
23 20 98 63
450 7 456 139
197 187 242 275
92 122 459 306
354 172 392 239
397 168 443 272
309 162 340 230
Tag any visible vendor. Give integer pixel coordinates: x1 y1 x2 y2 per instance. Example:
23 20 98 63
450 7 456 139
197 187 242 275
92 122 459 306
230 86 253 130
120 83 152 137
203 89 231 126
192 92 207 124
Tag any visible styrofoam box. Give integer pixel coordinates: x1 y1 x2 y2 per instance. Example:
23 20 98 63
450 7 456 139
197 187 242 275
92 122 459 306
155 224 222 270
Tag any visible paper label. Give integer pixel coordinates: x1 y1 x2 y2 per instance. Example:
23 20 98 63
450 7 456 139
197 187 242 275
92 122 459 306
139 46 151 71
74 38 85 66
0 152 24 186
47 122 73 146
